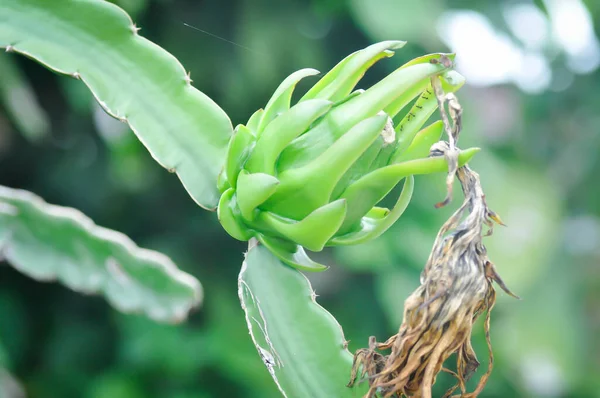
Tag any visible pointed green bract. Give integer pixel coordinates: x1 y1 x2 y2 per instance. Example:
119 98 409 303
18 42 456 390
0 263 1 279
266 114 387 219
239 243 366 395
0 0 233 210
329 176 414 245
393 121 444 164
278 56 451 171
257 235 327 271
383 53 457 118
257 68 320 134
440 70 466 90
400 52 456 69
300 40 405 103
384 78 430 119
225 125 255 189
331 89 365 109
393 70 465 158
246 108 264 133
327 60 449 133
245 99 332 175
368 138 397 173
0 186 201 322
340 148 480 231
257 199 347 251
393 83 438 151
216 169 230 193
236 171 279 221
217 189 253 242
331 135 387 200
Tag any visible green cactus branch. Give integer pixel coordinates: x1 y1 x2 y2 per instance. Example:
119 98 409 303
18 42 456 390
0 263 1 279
239 241 367 397
0 186 202 323
0 0 233 210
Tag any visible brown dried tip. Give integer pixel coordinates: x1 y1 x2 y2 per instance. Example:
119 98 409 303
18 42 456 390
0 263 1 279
348 80 517 398
430 54 454 69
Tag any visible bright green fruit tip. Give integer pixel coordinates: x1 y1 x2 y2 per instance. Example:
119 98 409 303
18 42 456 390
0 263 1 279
217 42 476 271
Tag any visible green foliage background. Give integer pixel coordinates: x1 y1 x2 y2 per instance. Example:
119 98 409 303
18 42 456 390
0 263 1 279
0 0 599 397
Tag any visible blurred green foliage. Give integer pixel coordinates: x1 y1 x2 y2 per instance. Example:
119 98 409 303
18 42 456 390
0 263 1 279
0 0 599 397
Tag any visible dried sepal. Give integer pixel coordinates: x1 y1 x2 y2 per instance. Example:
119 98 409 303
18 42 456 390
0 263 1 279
349 79 516 398
349 165 509 398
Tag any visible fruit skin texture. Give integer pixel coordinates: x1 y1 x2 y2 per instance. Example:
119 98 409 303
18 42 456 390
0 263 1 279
217 42 478 270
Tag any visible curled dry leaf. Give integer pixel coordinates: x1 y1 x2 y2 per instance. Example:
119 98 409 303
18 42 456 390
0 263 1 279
348 76 518 398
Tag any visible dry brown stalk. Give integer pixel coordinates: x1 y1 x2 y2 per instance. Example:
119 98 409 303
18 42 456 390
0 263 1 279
348 75 518 398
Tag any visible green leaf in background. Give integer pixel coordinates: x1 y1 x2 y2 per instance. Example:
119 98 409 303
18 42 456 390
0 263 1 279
0 186 202 323
349 0 442 46
0 369 25 398
0 53 50 141
0 0 233 210
0 339 7 369
239 243 367 397
0 336 25 398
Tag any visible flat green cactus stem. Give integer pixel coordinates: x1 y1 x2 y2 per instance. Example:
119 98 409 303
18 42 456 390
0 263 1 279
0 0 233 210
239 242 367 396
0 186 202 322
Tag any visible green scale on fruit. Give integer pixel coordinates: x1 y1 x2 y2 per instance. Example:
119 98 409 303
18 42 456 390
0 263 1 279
216 41 479 271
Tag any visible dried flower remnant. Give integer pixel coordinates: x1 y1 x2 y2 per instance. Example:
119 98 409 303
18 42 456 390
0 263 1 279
348 76 518 398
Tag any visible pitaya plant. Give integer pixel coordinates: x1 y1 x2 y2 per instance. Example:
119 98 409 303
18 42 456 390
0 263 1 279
0 1 504 397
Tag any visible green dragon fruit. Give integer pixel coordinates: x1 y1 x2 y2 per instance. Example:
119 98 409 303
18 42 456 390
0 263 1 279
217 41 478 271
